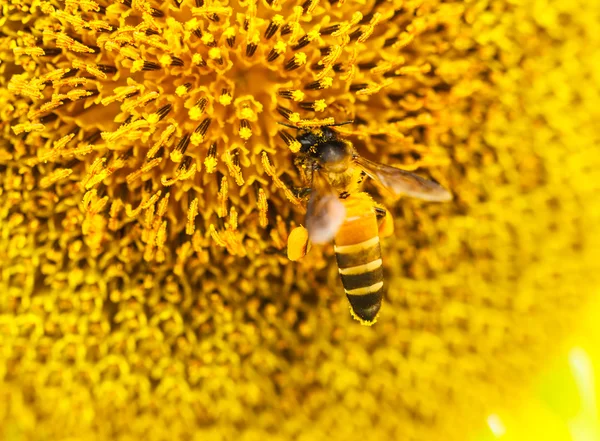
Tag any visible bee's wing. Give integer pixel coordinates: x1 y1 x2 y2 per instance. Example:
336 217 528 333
355 156 452 202
305 174 346 244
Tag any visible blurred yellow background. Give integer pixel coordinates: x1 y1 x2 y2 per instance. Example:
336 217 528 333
477 298 600 441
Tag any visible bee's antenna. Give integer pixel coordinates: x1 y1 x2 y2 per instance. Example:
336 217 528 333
277 121 299 130
277 120 354 129
326 120 354 127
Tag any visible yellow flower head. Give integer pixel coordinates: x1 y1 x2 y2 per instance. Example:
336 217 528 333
1 0 600 440
2 0 459 259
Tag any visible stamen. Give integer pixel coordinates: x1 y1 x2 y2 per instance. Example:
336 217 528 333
170 133 191 162
278 89 305 101
123 91 159 113
204 142 218 173
142 61 161 71
299 100 327 112
192 53 207 67
257 188 268 227
224 150 245 186
267 40 287 62
40 168 73 189
217 176 228 218
219 89 232 105
189 98 208 120
358 12 381 43
261 152 302 206
264 15 284 39
355 79 393 96
191 118 212 145
321 25 340 35
170 56 184 66
284 52 307 70
209 224 227 247
304 76 333 90
156 104 173 121
239 120 252 140
246 43 258 57
391 32 414 49
224 27 236 47
331 12 363 38
291 30 320 50
126 158 162 184
147 124 175 159
301 0 319 14
186 198 199 235
175 83 192 97
278 131 302 153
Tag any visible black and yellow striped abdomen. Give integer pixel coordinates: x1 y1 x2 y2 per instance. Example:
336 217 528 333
334 193 383 325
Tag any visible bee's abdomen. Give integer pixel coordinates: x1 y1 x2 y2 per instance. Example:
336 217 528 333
334 196 383 324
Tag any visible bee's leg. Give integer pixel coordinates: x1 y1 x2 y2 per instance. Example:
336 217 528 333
287 225 311 261
291 186 312 199
374 204 394 238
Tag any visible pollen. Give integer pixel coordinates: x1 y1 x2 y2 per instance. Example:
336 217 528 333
1 0 600 440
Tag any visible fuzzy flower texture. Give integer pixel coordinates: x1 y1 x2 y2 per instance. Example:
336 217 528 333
1 0 599 439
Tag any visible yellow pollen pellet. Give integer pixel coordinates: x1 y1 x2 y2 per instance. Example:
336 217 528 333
287 226 310 261
175 85 188 97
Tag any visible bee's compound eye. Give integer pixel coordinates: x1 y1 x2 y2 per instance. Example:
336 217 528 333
287 226 310 261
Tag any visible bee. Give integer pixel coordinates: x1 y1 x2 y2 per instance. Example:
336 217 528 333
285 122 452 325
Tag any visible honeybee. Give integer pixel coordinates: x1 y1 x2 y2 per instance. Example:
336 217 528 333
285 122 452 326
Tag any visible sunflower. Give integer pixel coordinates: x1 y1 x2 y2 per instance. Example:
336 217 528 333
1 0 599 439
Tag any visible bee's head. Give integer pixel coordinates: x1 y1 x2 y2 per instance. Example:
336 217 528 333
295 126 355 173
